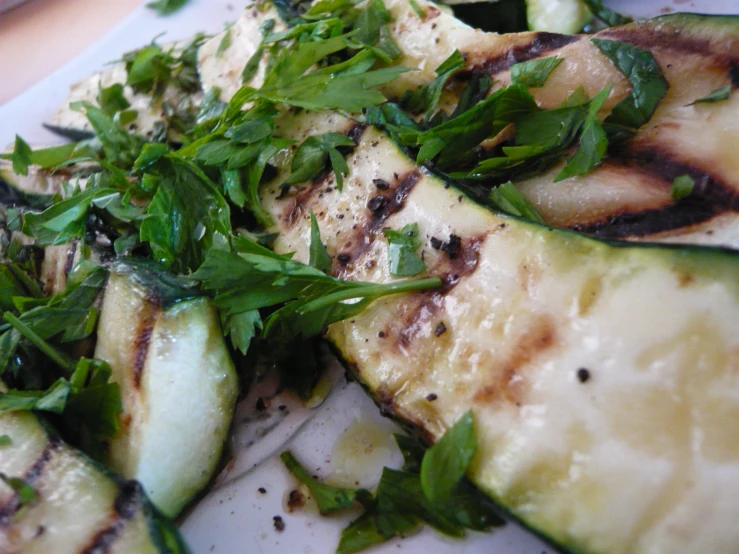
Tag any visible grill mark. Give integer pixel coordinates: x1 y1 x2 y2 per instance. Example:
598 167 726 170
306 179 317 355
393 236 483 347
572 147 739 238
471 33 580 75
132 295 161 389
80 481 142 554
0 438 61 526
598 26 739 63
281 123 366 228
332 169 422 279
473 314 557 405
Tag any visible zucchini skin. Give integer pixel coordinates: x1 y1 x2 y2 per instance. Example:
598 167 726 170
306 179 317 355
261 126 739 553
0 410 189 554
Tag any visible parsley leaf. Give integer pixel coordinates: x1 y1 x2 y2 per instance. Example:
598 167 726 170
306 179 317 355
351 0 402 63
401 50 465 120
488 182 545 223
146 0 191 16
421 411 476 502
671 175 694 200
286 132 355 190
592 39 668 141
72 102 144 167
192 243 441 348
22 188 118 246
220 309 262 355
309 212 332 273
583 0 632 27
383 223 425 276
11 136 32 176
139 157 231 272
510 56 562 88
555 85 611 181
0 435 11 446
0 378 71 414
281 451 369 514
689 85 732 106
0 473 37 507
216 28 232 57
97 83 131 116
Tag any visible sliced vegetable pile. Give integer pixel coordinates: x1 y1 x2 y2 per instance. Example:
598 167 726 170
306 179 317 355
1 0 739 553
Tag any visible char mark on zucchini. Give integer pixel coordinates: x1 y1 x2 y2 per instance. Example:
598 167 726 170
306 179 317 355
573 146 739 238
0 438 61 526
470 33 580 75
131 297 162 389
80 481 142 554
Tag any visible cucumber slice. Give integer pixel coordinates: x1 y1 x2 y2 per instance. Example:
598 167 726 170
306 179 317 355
0 411 187 554
526 0 591 33
94 273 239 518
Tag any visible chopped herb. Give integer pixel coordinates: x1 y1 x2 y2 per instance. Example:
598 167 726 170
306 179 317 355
408 0 425 18
281 451 369 514
689 85 732 106
582 0 632 27
217 28 232 57
309 212 332 273
146 0 190 15
510 56 562 88
192 242 441 349
592 39 668 141
0 377 71 414
401 50 465 120
97 83 131 116
286 132 355 190
0 435 11 446
488 182 545 223
555 85 611 181
383 223 425 276
11 135 32 176
671 175 694 200
241 48 264 84
0 473 36 506
139 157 231 272
420 411 476 502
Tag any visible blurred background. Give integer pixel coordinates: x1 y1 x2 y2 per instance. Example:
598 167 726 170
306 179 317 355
0 0 142 104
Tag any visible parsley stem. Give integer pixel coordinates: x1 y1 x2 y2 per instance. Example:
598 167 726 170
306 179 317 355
299 277 442 313
2 312 74 372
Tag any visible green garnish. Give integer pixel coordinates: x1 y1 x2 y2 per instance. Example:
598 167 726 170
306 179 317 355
689 85 732 106
671 175 694 200
384 223 426 276
146 0 191 16
510 56 562 88
592 38 668 141
282 412 503 554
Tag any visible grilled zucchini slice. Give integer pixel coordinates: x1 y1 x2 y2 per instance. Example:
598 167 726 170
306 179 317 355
199 5 739 250
260 125 739 554
94 272 239 518
0 410 187 554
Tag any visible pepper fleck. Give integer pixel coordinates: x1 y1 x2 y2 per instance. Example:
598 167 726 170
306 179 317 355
367 195 387 215
337 253 351 264
426 393 438 401
373 179 390 190
577 368 591 383
434 322 447 336
258 487 267 494
273 516 285 532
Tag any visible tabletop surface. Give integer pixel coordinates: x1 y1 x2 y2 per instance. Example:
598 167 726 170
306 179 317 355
0 0 143 105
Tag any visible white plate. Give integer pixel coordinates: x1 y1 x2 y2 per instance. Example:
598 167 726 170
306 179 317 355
1 1 739 553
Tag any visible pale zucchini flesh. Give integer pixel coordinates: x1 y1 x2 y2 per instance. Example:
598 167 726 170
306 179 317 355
0 411 183 554
94 273 239 518
260 125 739 554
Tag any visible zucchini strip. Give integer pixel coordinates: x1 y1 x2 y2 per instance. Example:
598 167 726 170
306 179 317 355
262 125 739 554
